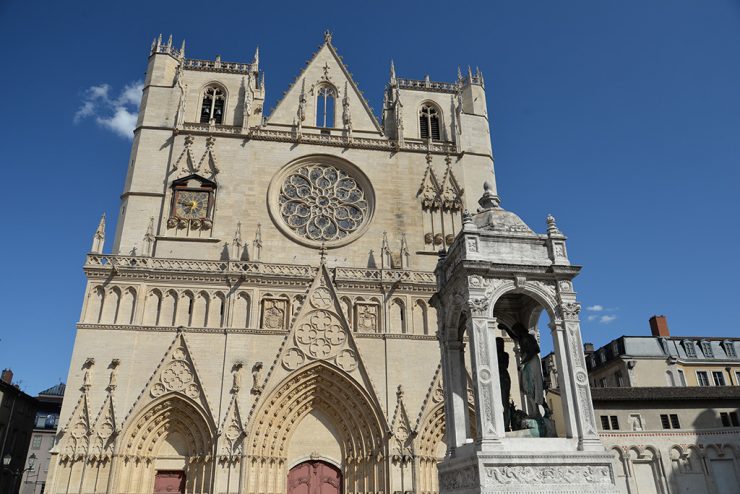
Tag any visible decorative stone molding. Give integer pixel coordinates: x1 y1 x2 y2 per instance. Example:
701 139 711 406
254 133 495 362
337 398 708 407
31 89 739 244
483 465 612 486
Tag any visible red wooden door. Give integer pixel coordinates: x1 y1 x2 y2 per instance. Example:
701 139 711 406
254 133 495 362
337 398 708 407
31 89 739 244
153 470 186 494
287 460 342 494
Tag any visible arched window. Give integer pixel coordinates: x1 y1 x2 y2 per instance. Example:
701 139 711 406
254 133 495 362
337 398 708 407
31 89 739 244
200 85 225 124
316 85 336 128
419 104 441 141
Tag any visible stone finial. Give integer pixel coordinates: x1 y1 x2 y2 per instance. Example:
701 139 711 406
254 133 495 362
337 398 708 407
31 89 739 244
179 39 186 59
477 182 500 211
253 223 263 261
231 222 243 260
546 214 562 235
92 213 106 254
323 30 333 44
390 60 396 83
457 66 463 82
468 65 474 82
167 34 173 48
297 79 307 123
462 209 473 224
142 217 155 257
396 384 404 400
253 46 259 66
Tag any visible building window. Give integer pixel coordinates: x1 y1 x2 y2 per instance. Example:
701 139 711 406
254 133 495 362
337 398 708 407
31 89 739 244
723 341 737 358
661 413 681 429
712 371 726 386
200 85 225 124
31 435 42 450
615 371 624 387
665 371 675 387
696 371 710 386
683 340 697 358
720 412 739 427
316 85 336 128
701 341 714 358
419 104 441 141
35 414 47 428
600 415 620 430
677 369 687 386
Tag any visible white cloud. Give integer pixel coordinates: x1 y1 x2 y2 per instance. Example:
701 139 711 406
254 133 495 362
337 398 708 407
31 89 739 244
600 315 617 324
74 81 143 139
586 305 604 312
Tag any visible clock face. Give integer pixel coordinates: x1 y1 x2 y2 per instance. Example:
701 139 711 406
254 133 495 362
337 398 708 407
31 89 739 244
175 190 209 219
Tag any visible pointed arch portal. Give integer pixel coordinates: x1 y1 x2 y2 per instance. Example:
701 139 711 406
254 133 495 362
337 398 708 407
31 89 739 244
247 361 386 494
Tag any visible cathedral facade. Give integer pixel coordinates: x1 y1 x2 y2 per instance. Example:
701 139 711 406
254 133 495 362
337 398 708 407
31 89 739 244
49 32 494 494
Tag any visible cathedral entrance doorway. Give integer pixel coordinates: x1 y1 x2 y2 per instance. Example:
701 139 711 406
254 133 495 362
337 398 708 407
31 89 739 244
287 460 342 494
153 470 186 494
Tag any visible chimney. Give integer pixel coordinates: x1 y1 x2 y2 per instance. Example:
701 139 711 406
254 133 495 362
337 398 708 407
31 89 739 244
649 315 670 337
583 343 595 355
1 368 13 384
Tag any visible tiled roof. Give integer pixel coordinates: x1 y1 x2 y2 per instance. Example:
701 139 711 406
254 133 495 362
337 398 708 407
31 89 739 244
38 383 66 397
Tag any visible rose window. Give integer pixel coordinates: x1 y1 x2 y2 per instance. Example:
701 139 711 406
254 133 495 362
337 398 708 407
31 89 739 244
278 164 369 243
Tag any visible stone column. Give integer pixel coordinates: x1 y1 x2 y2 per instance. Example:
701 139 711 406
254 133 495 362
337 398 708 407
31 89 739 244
549 319 577 438
558 301 601 450
465 303 505 448
441 339 471 451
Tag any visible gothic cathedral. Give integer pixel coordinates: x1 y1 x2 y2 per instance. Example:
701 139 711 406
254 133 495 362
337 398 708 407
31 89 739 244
48 32 613 494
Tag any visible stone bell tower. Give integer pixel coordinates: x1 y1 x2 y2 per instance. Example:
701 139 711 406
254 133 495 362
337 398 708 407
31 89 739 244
431 185 618 493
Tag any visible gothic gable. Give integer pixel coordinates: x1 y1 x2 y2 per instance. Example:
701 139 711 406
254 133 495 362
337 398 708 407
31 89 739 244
251 263 384 420
58 391 92 460
266 34 382 133
122 332 215 425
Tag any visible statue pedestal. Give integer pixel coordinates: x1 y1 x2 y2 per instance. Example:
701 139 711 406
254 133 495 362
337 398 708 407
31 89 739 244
439 446 618 494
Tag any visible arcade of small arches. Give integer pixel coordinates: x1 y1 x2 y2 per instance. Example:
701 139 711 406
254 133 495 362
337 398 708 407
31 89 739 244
83 284 437 335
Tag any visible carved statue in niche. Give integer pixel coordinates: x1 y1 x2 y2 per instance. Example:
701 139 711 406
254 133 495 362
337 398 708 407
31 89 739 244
503 323 554 437
251 362 263 395
496 337 512 431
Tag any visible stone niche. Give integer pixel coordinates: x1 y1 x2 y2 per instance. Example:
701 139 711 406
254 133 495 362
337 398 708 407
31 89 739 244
432 186 618 494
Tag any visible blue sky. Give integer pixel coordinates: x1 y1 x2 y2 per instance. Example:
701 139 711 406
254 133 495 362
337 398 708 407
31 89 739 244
1 1 739 394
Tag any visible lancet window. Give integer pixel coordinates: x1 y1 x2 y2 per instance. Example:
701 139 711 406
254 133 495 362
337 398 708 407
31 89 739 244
200 85 225 124
419 104 441 141
316 85 336 128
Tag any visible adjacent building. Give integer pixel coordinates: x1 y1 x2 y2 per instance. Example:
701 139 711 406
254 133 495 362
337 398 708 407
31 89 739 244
0 370 40 494
20 384 65 494
546 316 740 493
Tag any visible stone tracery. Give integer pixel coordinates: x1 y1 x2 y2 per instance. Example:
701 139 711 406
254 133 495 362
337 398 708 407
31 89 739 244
279 163 369 243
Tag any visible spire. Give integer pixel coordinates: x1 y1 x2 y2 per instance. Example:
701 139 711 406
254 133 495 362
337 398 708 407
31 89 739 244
142 217 155 256
457 66 463 82
400 233 410 269
157 33 162 50
390 60 396 84
253 223 263 261
381 232 392 269
150 36 157 54
180 39 186 59
467 65 474 83
167 34 173 48
231 222 243 260
546 214 562 236
91 213 106 254
253 46 260 67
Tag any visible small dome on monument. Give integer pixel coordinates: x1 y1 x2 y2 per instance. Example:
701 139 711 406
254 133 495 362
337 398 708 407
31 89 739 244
473 183 535 234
